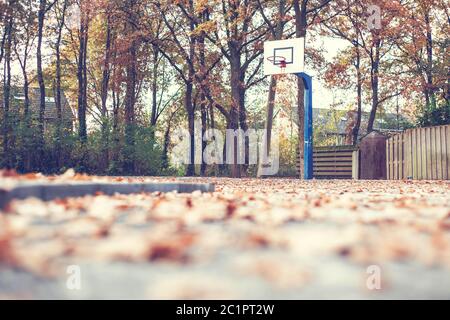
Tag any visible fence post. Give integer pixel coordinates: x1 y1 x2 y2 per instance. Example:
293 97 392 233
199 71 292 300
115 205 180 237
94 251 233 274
436 126 442 179
405 130 412 179
386 138 390 180
444 126 450 180
352 150 360 180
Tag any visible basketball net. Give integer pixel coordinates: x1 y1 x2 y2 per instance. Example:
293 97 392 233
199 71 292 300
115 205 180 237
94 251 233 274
267 56 287 81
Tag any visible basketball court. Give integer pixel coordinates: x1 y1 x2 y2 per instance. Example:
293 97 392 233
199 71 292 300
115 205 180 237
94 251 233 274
1 177 449 299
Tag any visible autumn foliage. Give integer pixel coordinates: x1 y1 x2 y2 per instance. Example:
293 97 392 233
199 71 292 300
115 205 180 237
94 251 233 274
0 0 449 176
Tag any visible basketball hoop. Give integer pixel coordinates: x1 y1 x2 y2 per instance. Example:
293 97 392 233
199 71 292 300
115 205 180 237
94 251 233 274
266 55 287 73
264 38 304 76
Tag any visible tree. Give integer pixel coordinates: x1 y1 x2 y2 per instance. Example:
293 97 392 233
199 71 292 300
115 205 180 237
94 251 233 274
323 0 411 135
187 0 272 177
121 0 140 173
0 1 9 67
359 0 405 133
13 0 36 120
77 0 89 144
156 0 198 176
257 0 288 176
321 0 364 144
37 0 57 165
53 0 69 166
2 0 15 167
393 0 449 117
96 0 119 171
12 0 37 170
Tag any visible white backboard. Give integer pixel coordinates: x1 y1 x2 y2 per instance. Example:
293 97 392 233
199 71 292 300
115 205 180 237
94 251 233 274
264 38 305 75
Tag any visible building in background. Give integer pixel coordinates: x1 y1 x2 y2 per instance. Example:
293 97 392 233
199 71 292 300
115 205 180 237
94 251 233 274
277 105 413 146
312 108 413 146
1 87 74 132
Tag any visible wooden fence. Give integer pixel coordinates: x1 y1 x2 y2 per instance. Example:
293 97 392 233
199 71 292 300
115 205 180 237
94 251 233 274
310 146 359 179
386 124 450 180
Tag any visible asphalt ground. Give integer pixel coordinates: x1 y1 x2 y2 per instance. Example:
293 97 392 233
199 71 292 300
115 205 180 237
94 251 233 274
1 177 449 299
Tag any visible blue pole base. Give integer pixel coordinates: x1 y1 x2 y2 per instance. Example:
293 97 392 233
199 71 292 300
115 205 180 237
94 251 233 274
295 72 313 180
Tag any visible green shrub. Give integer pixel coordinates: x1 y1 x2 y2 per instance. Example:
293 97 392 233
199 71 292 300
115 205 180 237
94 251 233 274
417 102 450 127
0 119 167 176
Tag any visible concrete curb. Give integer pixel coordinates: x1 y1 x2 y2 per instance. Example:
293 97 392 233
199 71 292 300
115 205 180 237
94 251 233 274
0 182 215 210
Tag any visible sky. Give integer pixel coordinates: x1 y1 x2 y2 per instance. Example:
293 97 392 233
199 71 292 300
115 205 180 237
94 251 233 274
305 37 353 111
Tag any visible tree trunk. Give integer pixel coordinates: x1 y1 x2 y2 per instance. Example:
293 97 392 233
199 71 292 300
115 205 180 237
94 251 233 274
352 44 362 145
22 66 30 121
229 47 242 178
238 72 249 176
2 15 12 167
424 88 431 110
0 20 6 67
209 103 219 176
124 40 137 174
446 66 450 104
101 16 112 121
367 37 381 133
55 0 68 168
198 27 208 176
112 88 120 165
185 6 196 177
262 76 277 159
82 21 89 139
260 0 286 177
37 0 47 164
100 14 112 171
77 5 88 143
21 50 31 172
162 122 171 170
424 10 435 110
200 93 207 176
162 111 176 170
150 44 159 127
185 80 195 176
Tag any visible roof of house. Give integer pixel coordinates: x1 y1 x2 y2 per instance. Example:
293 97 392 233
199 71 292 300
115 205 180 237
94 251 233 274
1 87 74 121
313 108 410 134
283 106 411 135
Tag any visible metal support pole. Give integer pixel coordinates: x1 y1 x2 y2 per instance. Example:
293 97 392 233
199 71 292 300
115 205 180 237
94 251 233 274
296 72 313 180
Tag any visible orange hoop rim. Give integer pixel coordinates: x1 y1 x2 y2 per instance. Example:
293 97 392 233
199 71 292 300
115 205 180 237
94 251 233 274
266 55 287 65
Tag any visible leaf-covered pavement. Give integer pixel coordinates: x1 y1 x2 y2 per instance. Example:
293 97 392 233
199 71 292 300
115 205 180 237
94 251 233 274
1 175 450 299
